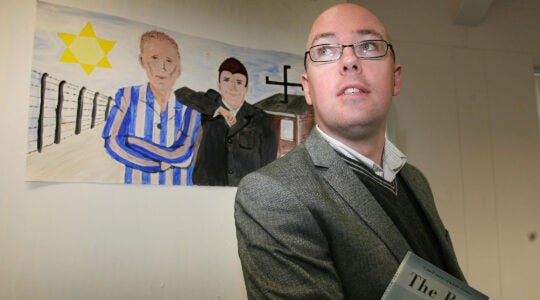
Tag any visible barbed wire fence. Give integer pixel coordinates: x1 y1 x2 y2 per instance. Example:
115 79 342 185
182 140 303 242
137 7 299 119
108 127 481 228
27 70 113 154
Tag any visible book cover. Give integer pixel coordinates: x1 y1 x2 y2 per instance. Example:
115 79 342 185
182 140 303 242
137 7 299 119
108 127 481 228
381 251 489 300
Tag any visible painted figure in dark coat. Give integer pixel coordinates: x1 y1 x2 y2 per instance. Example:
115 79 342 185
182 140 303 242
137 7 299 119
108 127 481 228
175 57 277 186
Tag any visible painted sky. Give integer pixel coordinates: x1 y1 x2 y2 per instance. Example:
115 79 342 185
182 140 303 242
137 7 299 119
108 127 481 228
31 1 305 104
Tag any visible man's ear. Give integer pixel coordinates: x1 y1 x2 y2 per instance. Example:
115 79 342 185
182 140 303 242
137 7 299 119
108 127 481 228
139 55 144 68
301 73 313 105
393 64 402 96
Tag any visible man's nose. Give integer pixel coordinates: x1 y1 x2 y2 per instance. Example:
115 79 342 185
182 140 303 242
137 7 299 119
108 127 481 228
340 47 361 73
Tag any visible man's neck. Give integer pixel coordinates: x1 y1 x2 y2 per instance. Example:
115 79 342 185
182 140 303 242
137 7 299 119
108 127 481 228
352 140 384 167
316 126 408 183
318 125 386 166
149 84 171 113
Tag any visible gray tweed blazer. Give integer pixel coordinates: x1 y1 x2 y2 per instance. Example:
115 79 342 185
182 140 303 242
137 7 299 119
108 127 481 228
235 129 465 299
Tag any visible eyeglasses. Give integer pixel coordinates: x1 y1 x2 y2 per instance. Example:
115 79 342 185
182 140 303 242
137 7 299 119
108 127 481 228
304 40 395 67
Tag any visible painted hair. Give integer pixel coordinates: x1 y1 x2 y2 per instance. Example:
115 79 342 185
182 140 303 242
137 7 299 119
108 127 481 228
139 30 180 58
218 57 248 87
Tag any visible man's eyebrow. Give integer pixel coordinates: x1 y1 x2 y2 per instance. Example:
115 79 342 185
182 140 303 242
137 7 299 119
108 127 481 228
311 29 385 46
356 29 384 40
310 32 337 46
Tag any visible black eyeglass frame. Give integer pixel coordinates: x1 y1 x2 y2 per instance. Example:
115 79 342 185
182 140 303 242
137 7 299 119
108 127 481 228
303 39 395 69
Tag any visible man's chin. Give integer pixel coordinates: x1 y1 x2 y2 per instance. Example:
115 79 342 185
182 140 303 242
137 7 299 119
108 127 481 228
222 97 244 107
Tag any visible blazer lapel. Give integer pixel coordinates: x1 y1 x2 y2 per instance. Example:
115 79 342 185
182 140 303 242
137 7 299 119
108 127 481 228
304 130 411 263
399 166 444 239
399 166 465 280
227 104 250 137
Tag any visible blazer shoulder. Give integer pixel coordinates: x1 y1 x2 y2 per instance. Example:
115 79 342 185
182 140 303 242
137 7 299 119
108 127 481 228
242 102 272 120
401 163 430 184
262 143 311 173
239 143 312 185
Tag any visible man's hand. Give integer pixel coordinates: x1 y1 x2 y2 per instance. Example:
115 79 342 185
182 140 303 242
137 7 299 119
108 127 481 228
218 107 237 126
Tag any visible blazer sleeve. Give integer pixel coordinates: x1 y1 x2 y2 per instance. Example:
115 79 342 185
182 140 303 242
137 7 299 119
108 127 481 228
235 172 344 300
174 87 220 116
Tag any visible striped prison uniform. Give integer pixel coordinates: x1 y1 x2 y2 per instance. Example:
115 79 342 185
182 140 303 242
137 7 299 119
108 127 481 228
102 83 201 185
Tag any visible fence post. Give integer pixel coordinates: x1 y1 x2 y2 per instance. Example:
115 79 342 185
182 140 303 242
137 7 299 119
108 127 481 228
75 86 86 135
105 96 113 121
55 80 66 144
37 73 49 153
91 92 99 128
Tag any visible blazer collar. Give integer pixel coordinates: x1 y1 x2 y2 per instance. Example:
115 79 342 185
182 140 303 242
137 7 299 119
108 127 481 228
304 130 411 263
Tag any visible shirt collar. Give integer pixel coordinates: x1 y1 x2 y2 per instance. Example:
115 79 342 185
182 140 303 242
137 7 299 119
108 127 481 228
315 125 407 182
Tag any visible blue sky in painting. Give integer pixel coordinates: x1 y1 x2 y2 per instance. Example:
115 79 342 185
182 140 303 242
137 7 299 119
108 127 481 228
31 1 305 104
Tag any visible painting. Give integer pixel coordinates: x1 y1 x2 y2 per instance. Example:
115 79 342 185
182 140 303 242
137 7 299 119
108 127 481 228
26 1 313 186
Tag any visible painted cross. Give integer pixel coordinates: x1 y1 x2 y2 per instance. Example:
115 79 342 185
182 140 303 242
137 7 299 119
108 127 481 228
265 65 302 104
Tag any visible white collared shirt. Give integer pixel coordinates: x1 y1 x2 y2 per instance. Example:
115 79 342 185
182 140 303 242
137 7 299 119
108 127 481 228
316 125 407 182
213 101 241 126
221 101 241 116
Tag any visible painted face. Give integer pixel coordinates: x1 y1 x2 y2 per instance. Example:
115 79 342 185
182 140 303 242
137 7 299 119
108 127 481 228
140 38 181 95
219 71 248 109
301 4 402 142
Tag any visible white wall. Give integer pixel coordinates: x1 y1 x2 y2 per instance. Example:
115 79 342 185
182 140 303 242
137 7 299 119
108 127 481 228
352 0 540 299
1 0 539 299
536 75 540 135
0 0 339 299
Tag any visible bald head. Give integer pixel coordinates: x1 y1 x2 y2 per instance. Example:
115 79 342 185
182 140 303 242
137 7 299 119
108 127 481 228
300 2 401 152
306 4 391 50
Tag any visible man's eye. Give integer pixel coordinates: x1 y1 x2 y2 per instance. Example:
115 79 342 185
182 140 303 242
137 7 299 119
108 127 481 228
317 46 335 57
359 42 377 52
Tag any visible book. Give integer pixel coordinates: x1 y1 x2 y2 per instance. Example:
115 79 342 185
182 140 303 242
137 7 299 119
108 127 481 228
381 251 489 300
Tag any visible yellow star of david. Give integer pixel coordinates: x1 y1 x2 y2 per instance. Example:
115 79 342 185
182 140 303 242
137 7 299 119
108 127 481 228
58 22 116 75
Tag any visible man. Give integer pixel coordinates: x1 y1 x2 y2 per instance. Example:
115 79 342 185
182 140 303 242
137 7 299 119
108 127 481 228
176 57 277 186
102 30 200 185
234 4 465 299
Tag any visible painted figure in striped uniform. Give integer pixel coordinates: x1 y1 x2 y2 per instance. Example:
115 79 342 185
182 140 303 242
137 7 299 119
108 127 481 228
102 30 200 185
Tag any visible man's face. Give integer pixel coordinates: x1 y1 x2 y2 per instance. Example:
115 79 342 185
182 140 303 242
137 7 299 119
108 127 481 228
219 71 247 109
301 4 402 142
140 39 181 95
